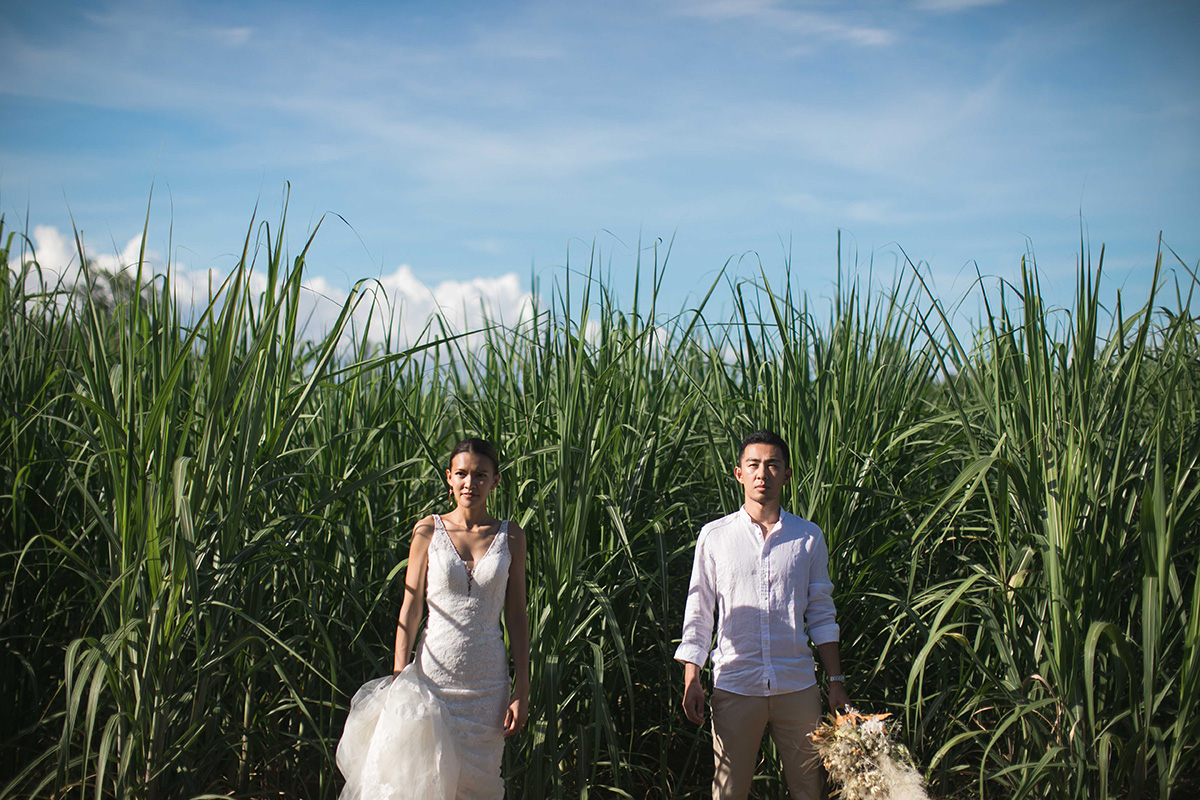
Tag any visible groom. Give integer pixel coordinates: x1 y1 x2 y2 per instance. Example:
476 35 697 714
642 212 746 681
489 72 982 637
676 430 849 799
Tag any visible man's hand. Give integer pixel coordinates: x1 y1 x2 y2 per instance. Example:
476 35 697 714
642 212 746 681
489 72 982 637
826 679 850 714
682 679 706 724
682 663 707 725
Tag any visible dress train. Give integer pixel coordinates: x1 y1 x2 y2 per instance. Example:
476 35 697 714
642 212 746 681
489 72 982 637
336 665 460 800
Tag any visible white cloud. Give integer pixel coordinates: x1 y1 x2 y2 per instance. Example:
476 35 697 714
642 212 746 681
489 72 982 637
18 224 241 313
14 225 533 349
354 264 533 345
91 233 151 276
23 225 78 280
582 318 602 345
21 224 157 282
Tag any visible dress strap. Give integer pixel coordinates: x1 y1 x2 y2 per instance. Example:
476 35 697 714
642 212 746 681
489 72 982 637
431 514 456 555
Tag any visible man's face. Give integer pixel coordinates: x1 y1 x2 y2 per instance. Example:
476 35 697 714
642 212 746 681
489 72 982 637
735 443 792 504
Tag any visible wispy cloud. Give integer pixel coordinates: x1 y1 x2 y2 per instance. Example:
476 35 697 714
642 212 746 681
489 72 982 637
212 26 252 47
780 192 960 227
81 5 253 48
913 0 1005 13
1 2 639 186
472 29 566 60
670 0 896 46
463 238 508 256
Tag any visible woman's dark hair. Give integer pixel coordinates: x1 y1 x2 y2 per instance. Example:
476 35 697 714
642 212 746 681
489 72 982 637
737 430 790 468
448 438 501 473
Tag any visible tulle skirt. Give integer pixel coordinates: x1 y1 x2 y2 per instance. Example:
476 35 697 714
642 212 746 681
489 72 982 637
336 666 461 800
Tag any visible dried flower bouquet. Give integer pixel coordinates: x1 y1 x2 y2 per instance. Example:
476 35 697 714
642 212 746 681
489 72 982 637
809 708 930 800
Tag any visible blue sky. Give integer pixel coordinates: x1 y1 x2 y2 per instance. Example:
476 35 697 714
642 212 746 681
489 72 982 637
2 0 1197 335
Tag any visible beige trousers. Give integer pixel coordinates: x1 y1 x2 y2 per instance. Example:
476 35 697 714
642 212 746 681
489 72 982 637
710 685 824 800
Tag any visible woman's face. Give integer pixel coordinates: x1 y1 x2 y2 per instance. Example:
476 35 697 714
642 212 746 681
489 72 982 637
446 451 500 510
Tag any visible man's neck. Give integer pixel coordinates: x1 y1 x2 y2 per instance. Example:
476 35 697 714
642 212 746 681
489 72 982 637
743 498 783 536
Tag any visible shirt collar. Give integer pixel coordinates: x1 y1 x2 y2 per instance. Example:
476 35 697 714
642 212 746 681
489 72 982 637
739 506 787 539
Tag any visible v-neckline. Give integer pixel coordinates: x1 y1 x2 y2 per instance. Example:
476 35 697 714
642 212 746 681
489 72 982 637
435 514 504 567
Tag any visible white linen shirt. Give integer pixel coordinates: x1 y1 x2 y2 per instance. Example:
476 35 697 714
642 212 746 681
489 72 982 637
674 507 839 696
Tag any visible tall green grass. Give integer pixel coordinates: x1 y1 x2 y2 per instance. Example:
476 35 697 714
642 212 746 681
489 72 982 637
1 205 1196 798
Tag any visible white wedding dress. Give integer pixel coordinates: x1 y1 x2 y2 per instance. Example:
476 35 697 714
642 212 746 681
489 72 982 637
338 516 512 800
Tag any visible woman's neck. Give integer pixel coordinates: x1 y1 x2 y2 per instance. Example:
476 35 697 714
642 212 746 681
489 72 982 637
445 506 497 530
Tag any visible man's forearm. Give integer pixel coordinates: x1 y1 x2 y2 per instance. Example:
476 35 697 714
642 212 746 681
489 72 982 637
680 659 707 725
815 640 849 711
815 641 842 677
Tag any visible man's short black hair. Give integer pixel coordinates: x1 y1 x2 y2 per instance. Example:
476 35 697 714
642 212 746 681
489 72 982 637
737 430 790 468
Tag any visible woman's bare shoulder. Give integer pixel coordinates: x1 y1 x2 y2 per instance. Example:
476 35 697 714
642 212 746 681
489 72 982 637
411 515 437 543
505 520 527 544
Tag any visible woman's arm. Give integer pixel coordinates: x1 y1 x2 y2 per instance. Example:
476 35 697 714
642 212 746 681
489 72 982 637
393 517 434 674
502 523 530 736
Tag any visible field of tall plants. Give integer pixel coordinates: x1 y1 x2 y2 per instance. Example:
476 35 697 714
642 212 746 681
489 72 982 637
1 202 1197 799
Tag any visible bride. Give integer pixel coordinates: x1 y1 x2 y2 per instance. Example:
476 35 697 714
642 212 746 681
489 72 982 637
337 438 530 799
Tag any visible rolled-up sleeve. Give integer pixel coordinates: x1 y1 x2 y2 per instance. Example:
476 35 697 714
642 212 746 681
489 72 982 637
674 529 716 667
804 529 840 645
